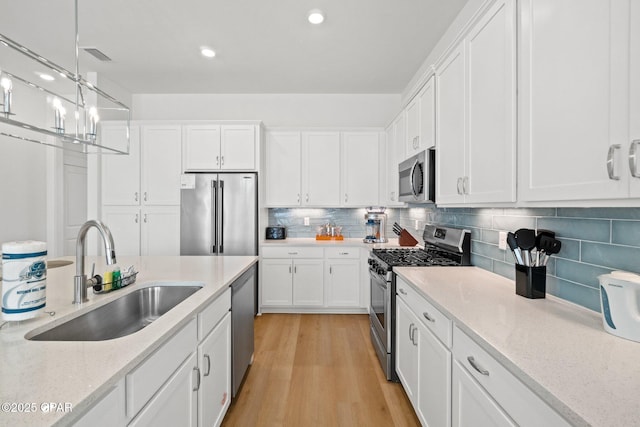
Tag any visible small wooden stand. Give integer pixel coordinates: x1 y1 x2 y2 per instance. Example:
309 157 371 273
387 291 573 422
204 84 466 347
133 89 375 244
399 230 418 246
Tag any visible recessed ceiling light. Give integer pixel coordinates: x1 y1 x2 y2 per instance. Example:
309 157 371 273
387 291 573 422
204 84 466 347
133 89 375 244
308 9 324 24
201 47 216 58
39 73 55 81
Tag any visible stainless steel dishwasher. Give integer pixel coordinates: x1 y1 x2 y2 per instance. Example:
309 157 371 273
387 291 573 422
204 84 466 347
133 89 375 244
231 264 256 398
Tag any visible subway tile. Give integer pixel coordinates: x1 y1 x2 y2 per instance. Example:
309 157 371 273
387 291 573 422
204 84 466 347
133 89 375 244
503 208 556 217
554 238 580 261
557 207 640 220
492 215 536 231
472 241 505 261
581 242 640 273
611 220 640 247
493 260 516 280
456 213 493 229
536 217 610 242
552 278 601 312
470 254 492 271
482 229 499 245
554 259 611 289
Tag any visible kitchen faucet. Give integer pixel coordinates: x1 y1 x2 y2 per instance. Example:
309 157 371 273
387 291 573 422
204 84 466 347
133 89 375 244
73 220 117 304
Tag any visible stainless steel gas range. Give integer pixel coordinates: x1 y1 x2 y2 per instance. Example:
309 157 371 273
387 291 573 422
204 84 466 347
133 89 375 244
368 224 471 381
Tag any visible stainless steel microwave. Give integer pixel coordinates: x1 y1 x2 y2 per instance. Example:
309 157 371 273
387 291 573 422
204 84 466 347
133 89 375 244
398 149 435 203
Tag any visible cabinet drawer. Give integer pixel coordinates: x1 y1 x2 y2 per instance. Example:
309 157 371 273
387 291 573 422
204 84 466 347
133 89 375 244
126 318 197 419
453 325 569 427
325 247 360 259
396 277 452 348
262 246 323 259
198 287 231 341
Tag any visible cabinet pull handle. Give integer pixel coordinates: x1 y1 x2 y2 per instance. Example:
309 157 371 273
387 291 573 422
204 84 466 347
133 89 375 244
306 193 309 203
410 325 418 346
398 288 407 295
143 214 147 223
204 354 211 376
607 144 621 180
294 266 297 274
216 155 219 166
345 193 348 203
462 176 469 195
135 213 139 224
134 191 138 202
339 252 349 255
329 266 332 274
288 252 298 255
221 155 224 166
289 265 292 274
456 178 463 195
629 140 640 178
423 312 435 323
193 367 201 391
408 323 413 341
297 193 300 204
467 356 489 376
143 191 148 202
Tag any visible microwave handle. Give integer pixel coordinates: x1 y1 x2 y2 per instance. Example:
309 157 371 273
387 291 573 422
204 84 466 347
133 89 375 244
410 159 420 198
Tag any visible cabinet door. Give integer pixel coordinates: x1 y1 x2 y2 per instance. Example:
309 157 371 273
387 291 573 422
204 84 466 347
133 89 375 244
198 313 231 427
518 0 630 201
129 352 198 427
102 206 140 256
325 259 360 307
141 125 182 205
341 132 380 206
261 259 293 306
182 125 221 171
292 259 324 306
265 131 301 206
417 322 452 427
452 360 515 427
630 3 640 197
419 76 436 150
302 132 341 206
73 379 126 427
466 0 516 204
221 125 255 170
436 43 466 204
102 124 140 206
141 206 180 256
406 96 420 156
395 298 418 405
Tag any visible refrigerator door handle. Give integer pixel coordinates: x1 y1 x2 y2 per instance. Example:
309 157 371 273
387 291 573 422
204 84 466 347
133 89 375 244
219 180 224 253
212 180 218 253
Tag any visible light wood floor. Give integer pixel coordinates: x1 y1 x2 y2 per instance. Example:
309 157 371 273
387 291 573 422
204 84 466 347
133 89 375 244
222 314 420 427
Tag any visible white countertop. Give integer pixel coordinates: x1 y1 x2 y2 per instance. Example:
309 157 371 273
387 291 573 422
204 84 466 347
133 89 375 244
0 255 258 427
260 237 420 249
395 266 640 427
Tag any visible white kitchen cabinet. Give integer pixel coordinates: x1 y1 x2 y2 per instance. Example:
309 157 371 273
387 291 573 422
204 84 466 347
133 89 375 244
518 0 632 201
341 132 380 206
73 379 126 427
437 0 516 205
102 205 180 256
198 312 231 427
261 258 295 306
102 124 141 206
324 248 360 308
396 297 419 405
182 124 257 172
383 113 406 206
405 75 436 157
301 132 341 206
129 352 198 427
292 259 324 306
141 125 182 205
265 131 301 206
631 1 640 197
452 360 515 427
260 258 324 307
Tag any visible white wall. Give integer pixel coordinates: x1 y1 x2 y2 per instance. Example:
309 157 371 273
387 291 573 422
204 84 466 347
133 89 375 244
132 93 400 127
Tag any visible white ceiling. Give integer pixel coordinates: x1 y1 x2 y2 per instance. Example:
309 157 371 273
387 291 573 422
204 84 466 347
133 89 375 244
0 0 468 94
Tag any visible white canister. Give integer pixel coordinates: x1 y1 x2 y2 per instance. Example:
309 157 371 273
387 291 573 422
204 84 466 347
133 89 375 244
2 241 47 321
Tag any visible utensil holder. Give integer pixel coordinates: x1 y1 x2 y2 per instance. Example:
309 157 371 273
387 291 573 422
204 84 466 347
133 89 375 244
399 229 418 247
515 265 546 299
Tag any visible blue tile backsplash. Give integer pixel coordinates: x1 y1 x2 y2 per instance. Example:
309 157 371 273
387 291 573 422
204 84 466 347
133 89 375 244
268 207 640 313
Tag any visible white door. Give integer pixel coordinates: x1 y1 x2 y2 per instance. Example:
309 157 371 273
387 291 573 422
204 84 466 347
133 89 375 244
141 125 182 205
261 259 293 306
198 313 231 427
342 132 380 206
395 298 418 405
419 76 436 150
436 43 466 204
406 96 421 156
221 125 255 170
302 132 341 206
518 0 631 201
102 124 140 206
452 360 515 427
417 322 452 427
182 125 221 171
141 206 180 256
292 259 324 306
265 131 301 206
630 3 640 197
325 260 360 307
465 0 516 203
102 206 140 256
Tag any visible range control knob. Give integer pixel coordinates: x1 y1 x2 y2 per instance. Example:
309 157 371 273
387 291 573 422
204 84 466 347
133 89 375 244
368 258 375 265
377 267 386 275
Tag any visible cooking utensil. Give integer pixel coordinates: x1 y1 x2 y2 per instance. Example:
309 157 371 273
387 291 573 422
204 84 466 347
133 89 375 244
539 236 561 266
507 232 524 265
514 228 536 266
534 230 555 265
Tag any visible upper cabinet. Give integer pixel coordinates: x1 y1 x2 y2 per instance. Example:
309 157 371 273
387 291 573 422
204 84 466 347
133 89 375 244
102 124 141 206
265 131 302 207
383 112 406 206
518 0 635 201
405 76 436 158
182 124 257 172
436 0 516 205
341 132 380 207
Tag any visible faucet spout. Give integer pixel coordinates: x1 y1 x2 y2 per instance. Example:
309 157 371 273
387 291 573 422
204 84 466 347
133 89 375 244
74 220 117 304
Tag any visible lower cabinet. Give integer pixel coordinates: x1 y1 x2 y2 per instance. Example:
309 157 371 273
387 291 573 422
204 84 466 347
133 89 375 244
73 380 127 427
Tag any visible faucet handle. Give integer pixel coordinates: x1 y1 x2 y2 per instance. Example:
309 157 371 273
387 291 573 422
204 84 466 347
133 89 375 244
90 262 95 278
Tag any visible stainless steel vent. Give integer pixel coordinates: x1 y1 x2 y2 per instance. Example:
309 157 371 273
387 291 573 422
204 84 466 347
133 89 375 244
82 47 112 62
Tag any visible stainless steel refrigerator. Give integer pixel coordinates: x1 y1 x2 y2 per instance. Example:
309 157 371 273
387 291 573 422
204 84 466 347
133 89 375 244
180 172 258 256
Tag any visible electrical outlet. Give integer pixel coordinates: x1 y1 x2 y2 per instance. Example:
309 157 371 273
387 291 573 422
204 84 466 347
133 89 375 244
498 231 507 250
304 217 310 226
414 220 420 230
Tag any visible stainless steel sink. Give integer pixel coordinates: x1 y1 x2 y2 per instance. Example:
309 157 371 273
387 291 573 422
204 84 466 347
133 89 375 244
27 285 202 341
